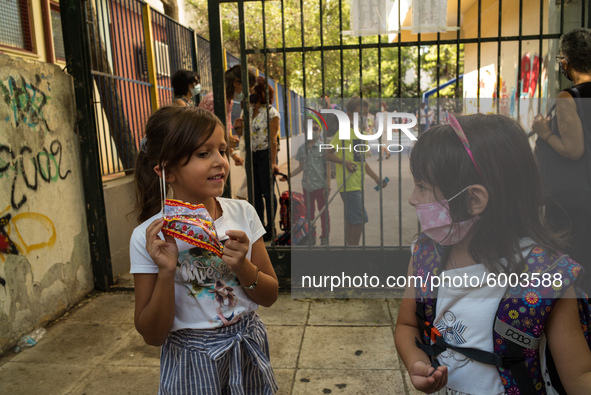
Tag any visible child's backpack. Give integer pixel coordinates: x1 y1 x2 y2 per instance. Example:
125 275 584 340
275 191 316 246
279 191 306 231
412 238 591 395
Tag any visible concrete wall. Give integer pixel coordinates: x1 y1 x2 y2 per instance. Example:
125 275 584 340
0 54 93 354
103 175 137 278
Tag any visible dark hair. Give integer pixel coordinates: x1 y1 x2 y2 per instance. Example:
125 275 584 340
410 113 565 273
225 65 256 102
345 96 369 113
560 28 591 73
171 69 200 97
253 76 274 105
134 106 225 222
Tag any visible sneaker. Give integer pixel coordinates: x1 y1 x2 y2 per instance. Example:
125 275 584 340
320 237 329 246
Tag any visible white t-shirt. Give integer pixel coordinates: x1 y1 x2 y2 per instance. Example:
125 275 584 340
434 238 536 395
130 198 265 330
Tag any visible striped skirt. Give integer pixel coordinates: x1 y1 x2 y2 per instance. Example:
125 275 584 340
159 312 278 395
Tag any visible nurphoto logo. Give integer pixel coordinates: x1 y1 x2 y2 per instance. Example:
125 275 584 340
305 107 418 153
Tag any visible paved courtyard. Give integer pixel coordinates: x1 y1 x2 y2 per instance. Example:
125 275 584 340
0 291 422 394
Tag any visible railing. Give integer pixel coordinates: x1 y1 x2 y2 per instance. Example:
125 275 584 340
87 0 308 176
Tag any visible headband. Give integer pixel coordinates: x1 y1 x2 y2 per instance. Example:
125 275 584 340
446 113 485 180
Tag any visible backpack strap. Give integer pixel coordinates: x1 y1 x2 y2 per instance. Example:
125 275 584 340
565 86 581 99
415 301 525 369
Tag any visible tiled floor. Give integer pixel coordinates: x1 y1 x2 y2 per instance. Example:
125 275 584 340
0 292 421 394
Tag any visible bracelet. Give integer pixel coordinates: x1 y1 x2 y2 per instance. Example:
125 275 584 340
243 266 260 290
545 134 554 143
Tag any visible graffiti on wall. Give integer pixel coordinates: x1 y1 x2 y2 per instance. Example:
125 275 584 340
1 74 52 134
0 73 68 287
0 207 56 257
0 207 57 287
0 140 71 210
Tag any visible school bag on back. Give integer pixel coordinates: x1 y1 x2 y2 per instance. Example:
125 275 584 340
413 238 591 394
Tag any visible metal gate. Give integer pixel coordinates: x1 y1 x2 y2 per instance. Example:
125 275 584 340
206 0 589 295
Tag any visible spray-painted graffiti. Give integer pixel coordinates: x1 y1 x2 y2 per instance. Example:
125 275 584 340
0 140 71 210
0 213 18 256
1 74 51 134
0 208 56 256
0 206 57 288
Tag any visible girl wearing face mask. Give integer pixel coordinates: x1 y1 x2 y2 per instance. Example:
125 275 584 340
395 113 591 394
171 69 201 107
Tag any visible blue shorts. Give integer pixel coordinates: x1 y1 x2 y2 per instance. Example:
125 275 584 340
339 191 368 225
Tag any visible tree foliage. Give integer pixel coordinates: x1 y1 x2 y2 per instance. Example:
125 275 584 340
185 0 462 100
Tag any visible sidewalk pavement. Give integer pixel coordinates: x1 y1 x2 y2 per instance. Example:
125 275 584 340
0 291 422 395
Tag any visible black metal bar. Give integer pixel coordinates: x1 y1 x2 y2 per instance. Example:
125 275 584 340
339 0 344 107
477 0 482 107
397 0 403 247
359 36 366 248
455 0 461 97
60 0 112 291
113 0 130 169
377 32 383 248
280 0 291 213
538 0 543 109
496 0 502 111
129 1 143 155
300 0 306 98
207 0 231 198
319 0 325 94
261 0 276 245
244 34 563 54
336 0 347 246
238 0 254 204
517 0 523 122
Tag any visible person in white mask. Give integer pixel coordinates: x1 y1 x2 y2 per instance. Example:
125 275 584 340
171 69 201 107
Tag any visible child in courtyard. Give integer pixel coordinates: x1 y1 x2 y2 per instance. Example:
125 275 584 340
291 122 331 245
395 113 591 394
130 106 278 394
326 96 388 246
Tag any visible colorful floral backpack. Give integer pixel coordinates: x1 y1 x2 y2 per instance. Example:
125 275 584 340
412 237 591 395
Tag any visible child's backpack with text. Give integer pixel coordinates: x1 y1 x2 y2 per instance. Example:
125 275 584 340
413 239 591 394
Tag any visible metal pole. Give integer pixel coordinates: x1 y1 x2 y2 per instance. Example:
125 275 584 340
208 0 232 198
59 0 112 291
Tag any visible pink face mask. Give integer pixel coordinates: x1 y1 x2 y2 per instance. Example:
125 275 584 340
414 185 480 245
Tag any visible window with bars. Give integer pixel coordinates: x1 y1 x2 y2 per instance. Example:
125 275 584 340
0 0 33 51
50 2 65 61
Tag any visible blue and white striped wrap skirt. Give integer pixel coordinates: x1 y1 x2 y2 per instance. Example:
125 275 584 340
159 312 278 395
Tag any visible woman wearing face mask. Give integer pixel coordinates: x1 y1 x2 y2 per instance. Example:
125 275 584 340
171 70 201 107
235 77 280 240
199 65 255 165
531 28 591 293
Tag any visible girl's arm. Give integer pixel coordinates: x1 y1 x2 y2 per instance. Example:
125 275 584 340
532 91 584 160
223 230 279 307
546 286 591 394
395 258 447 393
133 219 178 346
290 160 303 178
364 162 387 187
269 116 280 174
